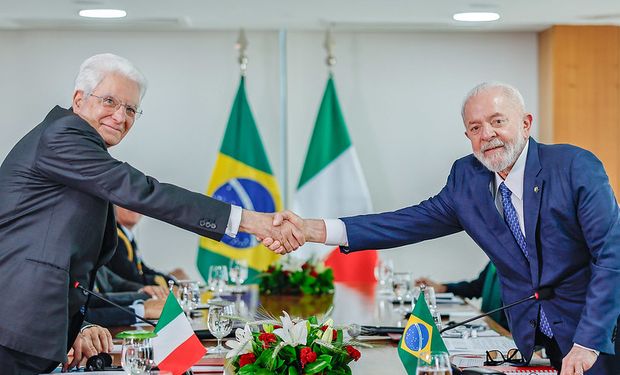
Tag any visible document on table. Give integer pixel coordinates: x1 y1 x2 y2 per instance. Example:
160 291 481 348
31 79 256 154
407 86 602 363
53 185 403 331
444 336 517 354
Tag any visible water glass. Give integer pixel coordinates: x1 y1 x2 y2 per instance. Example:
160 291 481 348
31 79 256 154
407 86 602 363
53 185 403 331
208 265 229 299
416 351 452 375
177 280 200 314
207 302 234 354
374 258 394 295
421 285 437 310
430 307 443 331
392 272 411 314
118 331 156 375
229 259 248 289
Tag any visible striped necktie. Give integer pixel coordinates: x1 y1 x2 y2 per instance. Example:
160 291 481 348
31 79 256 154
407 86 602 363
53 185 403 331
499 182 553 338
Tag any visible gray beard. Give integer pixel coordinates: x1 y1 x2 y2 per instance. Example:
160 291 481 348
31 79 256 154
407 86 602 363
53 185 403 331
474 135 527 173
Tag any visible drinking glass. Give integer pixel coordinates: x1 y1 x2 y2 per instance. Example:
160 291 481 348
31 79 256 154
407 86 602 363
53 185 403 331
207 302 234 354
374 259 394 295
117 331 156 375
430 307 443 331
420 285 437 310
208 265 229 300
392 272 411 314
177 280 200 314
229 259 248 291
416 351 452 375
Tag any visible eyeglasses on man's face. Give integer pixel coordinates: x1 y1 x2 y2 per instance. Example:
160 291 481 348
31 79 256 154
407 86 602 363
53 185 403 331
484 348 526 366
88 93 143 119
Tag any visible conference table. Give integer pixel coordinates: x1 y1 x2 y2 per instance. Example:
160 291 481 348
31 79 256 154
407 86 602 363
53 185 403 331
184 282 510 374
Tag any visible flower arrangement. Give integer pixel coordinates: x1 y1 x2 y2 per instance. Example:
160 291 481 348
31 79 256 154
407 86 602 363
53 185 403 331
226 311 361 374
259 257 334 295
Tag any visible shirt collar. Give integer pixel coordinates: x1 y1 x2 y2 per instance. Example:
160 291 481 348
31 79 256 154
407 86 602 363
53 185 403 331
494 140 529 201
119 224 135 242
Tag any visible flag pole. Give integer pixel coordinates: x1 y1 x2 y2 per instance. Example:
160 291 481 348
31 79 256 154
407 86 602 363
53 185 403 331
236 29 248 76
324 28 336 75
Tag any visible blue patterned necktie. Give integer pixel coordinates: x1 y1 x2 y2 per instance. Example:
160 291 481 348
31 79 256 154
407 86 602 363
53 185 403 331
499 182 554 338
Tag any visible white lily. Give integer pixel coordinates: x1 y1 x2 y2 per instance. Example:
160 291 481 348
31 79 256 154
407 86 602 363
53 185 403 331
273 311 307 347
225 324 254 359
321 326 334 343
280 256 304 273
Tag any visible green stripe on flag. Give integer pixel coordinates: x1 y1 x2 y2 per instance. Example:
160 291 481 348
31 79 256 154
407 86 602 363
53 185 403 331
155 294 184 333
196 247 262 284
297 76 352 189
219 76 272 174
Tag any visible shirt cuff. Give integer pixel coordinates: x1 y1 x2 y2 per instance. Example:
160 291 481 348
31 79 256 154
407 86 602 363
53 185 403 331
225 205 242 238
324 219 349 246
130 300 145 324
573 343 600 356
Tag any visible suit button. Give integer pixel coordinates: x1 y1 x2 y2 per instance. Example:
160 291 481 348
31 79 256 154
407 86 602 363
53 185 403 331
199 220 206 227
529 319 537 327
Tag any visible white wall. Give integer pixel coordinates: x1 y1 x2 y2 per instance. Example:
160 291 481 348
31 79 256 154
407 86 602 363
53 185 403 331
0 29 538 284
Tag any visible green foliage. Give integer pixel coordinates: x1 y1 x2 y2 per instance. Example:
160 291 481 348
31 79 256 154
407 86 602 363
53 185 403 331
228 315 360 374
259 259 334 295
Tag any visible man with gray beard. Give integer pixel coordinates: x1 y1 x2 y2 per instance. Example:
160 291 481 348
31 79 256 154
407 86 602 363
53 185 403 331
266 82 620 375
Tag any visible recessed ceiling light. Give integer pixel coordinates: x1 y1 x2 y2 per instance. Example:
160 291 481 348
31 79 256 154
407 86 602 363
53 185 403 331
453 12 500 22
79 9 127 18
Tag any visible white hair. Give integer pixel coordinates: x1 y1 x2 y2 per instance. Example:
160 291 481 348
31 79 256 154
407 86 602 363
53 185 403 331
461 81 525 120
74 53 147 99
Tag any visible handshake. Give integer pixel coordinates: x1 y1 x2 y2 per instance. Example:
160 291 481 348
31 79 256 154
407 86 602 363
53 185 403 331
239 210 326 254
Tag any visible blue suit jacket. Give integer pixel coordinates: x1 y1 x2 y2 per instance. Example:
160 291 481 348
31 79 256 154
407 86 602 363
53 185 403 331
341 139 620 366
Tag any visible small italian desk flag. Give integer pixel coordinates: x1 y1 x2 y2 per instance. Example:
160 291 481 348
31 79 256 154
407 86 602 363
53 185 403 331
398 294 449 374
152 294 206 375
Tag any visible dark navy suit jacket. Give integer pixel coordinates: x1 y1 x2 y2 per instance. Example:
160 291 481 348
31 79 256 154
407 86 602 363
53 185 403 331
341 138 620 373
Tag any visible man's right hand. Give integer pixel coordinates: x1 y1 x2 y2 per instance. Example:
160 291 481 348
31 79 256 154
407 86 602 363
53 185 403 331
414 277 448 293
63 325 113 371
144 299 165 319
261 211 327 254
140 285 169 299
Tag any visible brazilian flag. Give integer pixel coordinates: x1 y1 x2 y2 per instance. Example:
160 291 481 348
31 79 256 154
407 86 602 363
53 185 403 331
398 294 449 374
197 76 281 283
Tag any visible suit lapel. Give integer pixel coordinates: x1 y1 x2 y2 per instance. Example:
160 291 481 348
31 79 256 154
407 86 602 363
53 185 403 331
523 139 543 287
474 166 530 268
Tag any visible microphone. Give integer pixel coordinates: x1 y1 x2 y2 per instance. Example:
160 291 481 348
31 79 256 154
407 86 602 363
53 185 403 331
440 287 554 334
73 281 157 327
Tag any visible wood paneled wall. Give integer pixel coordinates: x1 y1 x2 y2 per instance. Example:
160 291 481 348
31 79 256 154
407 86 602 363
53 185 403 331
538 25 620 194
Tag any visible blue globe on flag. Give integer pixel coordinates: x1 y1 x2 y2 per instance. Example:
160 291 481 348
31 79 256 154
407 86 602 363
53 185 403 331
403 322 430 352
212 178 276 249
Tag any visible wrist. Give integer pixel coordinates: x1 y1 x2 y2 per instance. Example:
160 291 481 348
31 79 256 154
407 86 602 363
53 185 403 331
239 209 256 234
306 219 327 243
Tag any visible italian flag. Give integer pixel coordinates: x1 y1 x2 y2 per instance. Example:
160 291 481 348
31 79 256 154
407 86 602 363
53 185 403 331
152 294 206 375
293 75 378 284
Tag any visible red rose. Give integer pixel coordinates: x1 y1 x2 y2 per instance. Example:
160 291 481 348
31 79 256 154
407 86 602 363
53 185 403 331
310 270 319 277
345 345 361 361
239 352 256 367
258 332 277 348
299 347 317 368
302 263 310 270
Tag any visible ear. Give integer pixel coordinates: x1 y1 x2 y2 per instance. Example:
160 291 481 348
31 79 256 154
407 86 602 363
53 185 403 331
522 113 533 137
72 90 85 111
464 130 471 140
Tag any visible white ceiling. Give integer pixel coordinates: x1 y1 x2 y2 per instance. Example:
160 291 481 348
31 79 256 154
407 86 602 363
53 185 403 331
1 0 620 32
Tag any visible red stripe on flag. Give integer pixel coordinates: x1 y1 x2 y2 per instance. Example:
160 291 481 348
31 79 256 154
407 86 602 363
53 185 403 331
157 335 206 375
325 247 378 284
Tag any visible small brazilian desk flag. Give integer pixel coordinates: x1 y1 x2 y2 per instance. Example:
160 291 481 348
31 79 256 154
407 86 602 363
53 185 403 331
398 294 449 374
197 76 281 283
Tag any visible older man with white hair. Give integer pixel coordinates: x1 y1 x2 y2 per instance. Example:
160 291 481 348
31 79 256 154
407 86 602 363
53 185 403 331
0 53 303 374
268 82 620 375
